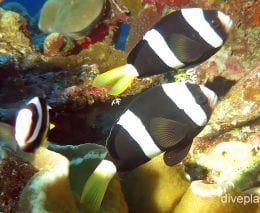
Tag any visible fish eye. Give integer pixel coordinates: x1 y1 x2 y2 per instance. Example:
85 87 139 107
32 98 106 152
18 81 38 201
211 19 220 28
195 95 208 104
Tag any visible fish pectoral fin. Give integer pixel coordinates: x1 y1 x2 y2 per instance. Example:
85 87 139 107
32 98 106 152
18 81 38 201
163 142 192 166
169 33 206 63
92 65 138 96
150 117 187 149
49 123 55 130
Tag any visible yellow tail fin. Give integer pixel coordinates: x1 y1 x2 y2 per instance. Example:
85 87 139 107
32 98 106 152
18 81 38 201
92 64 138 95
80 160 117 212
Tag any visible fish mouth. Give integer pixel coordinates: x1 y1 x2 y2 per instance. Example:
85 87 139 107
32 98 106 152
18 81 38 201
199 85 218 110
218 11 233 32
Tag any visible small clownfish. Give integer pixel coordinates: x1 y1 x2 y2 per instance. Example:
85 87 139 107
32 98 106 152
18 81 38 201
92 8 232 95
81 82 218 210
105 82 218 171
15 97 50 152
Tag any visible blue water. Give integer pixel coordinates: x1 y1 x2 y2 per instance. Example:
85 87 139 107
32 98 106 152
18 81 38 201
115 22 131 51
0 0 46 16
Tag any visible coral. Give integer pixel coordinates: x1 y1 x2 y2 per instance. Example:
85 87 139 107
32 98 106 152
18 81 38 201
142 0 191 10
188 137 260 190
43 32 79 56
84 42 126 72
125 5 161 52
0 8 34 57
0 121 128 212
100 176 128 213
251 4 260 26
79 23 110 49
219 0 258 27
122 155 190 212
2 2 31 23
116 0 143 16
0 147 37 213
18 147 78 213
43 33 66 56
120 55 259 213
174 181 258 213
196 25 260 84
222 57 244 80
200 64 260 138
38 0 106 38
48 143 128 212
183 64 260 195
0 0 259 212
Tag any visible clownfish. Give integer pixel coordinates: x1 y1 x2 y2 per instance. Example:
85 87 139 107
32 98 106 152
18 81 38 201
15 97 50 152
92 8 232 95
106 82 217 171
81 82 218 210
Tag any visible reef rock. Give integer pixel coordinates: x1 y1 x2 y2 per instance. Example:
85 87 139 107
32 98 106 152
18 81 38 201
0 8 34 56
184 63 260 194
0 147 37 213
125 4 161 53
201 63 260 138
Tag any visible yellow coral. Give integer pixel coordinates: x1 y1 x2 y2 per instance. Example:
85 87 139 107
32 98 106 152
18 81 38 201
100 175 129 213
18 147 78 213
122 154 190 212
174 181 259 213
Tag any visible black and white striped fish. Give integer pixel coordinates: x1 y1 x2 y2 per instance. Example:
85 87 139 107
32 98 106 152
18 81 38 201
15 97 50 152
81 82 218 210
92 8 232 95
105 82 217 172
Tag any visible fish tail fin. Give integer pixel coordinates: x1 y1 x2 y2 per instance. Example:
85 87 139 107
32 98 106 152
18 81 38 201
80 159 117 212
92 64 138 95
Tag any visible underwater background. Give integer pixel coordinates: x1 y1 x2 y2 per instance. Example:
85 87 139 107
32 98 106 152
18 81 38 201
0 0 259 212
0 0 45 15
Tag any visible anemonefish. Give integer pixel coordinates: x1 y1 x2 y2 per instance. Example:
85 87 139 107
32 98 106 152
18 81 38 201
81 82 218 210
15 97 50 152
92 8 232 95
106 82 218 171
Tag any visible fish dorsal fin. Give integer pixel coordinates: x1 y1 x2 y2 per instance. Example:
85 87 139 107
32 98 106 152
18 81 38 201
150 117 187 149
169 33 206 63
163 142 192 166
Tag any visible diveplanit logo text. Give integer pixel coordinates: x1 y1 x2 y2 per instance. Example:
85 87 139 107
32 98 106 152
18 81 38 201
221 193 260 205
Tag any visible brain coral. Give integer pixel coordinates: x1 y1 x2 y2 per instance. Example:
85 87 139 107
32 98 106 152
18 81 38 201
38 0 105 37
